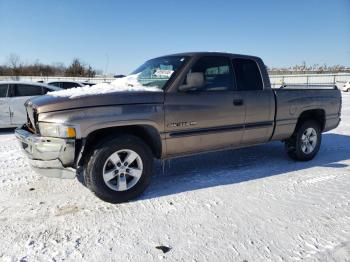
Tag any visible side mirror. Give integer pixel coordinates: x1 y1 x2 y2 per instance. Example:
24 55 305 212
179 72 204 91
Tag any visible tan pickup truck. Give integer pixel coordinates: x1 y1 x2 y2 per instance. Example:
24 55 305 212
15 52 342 203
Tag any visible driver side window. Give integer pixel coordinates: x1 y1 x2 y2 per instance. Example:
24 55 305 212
180 56 234 92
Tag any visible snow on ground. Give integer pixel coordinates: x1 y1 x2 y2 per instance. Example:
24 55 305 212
48 74 162 99
0 94 350 262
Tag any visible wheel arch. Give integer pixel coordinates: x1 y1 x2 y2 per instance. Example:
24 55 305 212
295 109 326 133
78 124 163 166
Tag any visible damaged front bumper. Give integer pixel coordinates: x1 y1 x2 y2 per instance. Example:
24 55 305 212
15 126 77 179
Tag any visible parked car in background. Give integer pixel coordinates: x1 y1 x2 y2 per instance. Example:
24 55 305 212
0 81 61 128
340 81 350 92
114 74 126 78
47 81 96 89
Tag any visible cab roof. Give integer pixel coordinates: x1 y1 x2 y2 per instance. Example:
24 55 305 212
157 51 261 61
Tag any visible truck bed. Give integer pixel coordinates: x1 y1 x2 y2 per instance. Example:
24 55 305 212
271 87 342 141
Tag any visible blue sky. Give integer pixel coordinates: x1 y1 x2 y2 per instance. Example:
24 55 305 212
0 0 349 74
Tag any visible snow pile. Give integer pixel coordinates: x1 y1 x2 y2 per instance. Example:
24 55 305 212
48 74 162 99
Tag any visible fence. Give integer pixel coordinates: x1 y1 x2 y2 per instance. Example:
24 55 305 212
269 73 350 89
1 73 350 88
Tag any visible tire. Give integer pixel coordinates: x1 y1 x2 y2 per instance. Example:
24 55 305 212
284 120 322 161
84 134 153 203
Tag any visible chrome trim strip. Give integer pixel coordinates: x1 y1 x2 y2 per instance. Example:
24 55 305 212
169 121 273 137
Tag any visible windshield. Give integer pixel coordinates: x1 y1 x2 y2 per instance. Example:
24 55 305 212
131 56 188 90
48 55 189 99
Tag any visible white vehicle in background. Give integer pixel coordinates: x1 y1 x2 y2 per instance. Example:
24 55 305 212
0 81 61 128
341 80 350 92
47 81 96 89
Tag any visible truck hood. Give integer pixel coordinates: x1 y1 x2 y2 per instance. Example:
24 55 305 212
27 91 165 114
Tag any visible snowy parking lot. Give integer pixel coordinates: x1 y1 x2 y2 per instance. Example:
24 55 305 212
0 94 349 261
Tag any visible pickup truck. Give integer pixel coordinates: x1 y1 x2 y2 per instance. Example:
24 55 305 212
15 52 342 203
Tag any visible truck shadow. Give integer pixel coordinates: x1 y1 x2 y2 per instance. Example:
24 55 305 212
140 133 350 201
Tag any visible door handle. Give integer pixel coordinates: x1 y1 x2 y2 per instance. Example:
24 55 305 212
233 99 244 106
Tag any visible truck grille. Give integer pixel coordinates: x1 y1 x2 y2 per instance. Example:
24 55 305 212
25 101 37 133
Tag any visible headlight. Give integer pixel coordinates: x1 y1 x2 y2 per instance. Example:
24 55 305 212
38 122 76 138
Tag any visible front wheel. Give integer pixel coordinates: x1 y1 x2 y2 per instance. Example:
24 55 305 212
84 135 153 203
285 120 322 161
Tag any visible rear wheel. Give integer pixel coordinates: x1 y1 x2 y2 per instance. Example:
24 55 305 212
285 120 322 161
84 135 153 203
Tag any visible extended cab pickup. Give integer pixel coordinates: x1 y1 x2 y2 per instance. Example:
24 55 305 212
15 52 342 203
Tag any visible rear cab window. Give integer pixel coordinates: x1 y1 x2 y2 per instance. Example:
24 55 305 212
232 58 264 91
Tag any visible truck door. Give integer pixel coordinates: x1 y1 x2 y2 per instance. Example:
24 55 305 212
165 56 245 156
231 58 275 145
0 84 11 127
9 84 43 125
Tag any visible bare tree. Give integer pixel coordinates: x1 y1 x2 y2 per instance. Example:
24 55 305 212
65 58 96 77
268 62 350 74
66 58 85 76
7 53 22 76
8 53 20 68
86 65 96 78
0 55 99 77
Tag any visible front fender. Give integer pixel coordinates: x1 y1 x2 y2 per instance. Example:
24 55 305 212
38 104 165 138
